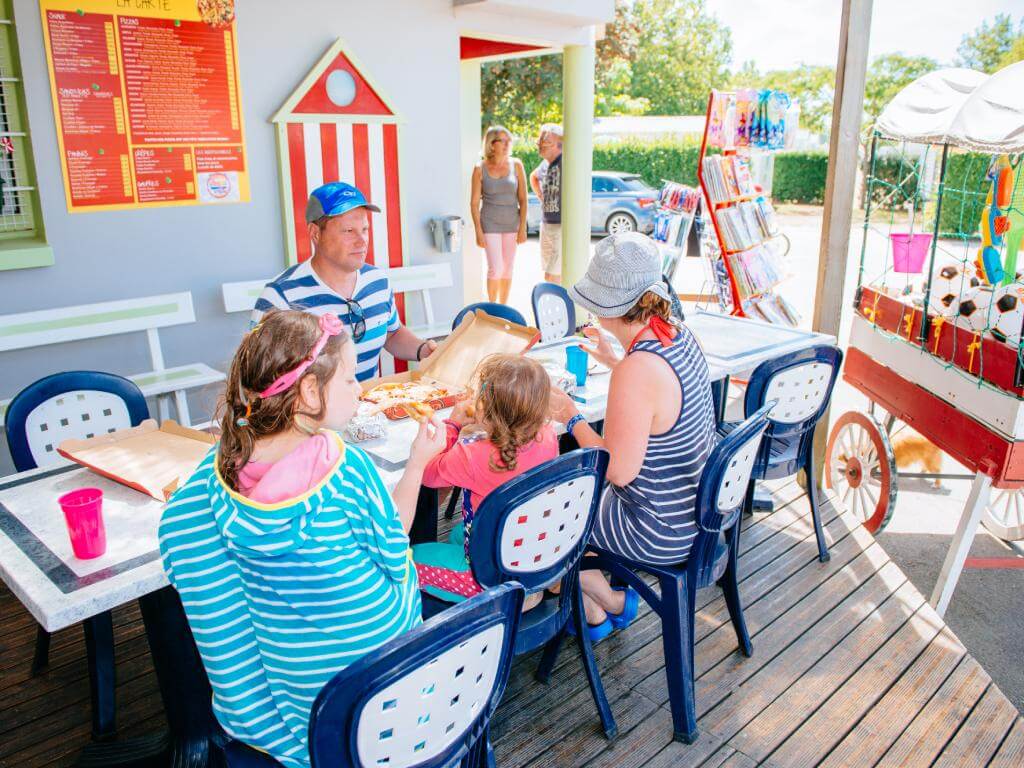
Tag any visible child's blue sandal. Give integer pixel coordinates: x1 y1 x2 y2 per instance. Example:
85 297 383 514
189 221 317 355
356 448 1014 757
608 587 639 630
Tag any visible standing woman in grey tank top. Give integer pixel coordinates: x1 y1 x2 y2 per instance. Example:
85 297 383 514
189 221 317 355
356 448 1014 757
470 125 528 304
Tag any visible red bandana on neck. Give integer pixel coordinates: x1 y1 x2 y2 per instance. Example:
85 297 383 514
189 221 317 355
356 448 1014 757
629 315 678 352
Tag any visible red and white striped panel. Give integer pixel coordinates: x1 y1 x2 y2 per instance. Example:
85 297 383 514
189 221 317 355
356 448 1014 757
285 121 408 374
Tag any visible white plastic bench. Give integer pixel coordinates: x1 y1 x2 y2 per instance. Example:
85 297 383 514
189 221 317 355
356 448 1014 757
222 263 454 340
0 292 224 428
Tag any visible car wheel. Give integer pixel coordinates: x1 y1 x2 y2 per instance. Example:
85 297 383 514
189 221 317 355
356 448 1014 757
606 212 636 235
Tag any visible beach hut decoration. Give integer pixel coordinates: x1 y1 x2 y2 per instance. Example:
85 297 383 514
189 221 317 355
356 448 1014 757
271 39 407 273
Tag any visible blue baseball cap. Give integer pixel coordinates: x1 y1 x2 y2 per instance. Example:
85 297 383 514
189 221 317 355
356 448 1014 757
305 181 380 223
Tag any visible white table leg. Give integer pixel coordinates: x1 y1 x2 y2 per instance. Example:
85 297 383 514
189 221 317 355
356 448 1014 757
173 390 191 427
930 471 991 617
157 394 171 423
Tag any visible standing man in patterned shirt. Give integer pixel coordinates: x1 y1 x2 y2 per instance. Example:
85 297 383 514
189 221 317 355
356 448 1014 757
253 182 437 381
537 123 563 284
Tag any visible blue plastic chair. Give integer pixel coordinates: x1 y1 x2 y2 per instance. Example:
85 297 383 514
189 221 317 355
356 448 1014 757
312 583 522 768
583 404 773 744
4 371 150 740
423 448 617 740
452 302 527 330
531 282 576 343
223 585 524 768
6 370 150 471
718 345 843 563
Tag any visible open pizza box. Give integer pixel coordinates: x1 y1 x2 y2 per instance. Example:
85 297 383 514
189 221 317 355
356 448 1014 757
363 310 541 418
57 419 217 501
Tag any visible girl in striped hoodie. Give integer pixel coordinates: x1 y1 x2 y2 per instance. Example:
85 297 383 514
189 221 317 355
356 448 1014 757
159 309 444 767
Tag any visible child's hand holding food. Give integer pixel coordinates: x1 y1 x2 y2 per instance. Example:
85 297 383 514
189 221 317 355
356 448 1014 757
449 397 477 428
408 415 446 468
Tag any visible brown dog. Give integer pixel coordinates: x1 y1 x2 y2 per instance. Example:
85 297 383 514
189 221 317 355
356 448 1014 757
891 430 944 488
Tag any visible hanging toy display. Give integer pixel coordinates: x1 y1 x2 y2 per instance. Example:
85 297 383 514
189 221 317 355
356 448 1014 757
975 155 1015 285
706 89 798 150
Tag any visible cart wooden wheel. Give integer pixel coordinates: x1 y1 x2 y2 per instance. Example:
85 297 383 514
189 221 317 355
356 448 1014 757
825 411 897 534
982 489 1024 541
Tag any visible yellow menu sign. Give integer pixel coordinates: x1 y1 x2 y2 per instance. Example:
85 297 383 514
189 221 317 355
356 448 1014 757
40 0 249 212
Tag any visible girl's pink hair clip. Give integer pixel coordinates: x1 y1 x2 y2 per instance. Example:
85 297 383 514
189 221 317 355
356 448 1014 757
258 313 345 398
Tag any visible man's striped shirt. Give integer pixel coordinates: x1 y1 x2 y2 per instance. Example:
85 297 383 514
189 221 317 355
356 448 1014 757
252 260 400 381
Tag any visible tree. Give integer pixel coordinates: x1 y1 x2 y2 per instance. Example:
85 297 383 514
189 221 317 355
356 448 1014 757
480 0 734 138
625 0 733 115
594 1 648 116
480 55 562 140
863 53 938 129
997 31 1024 70
956 13 1022 73
479 1 638 135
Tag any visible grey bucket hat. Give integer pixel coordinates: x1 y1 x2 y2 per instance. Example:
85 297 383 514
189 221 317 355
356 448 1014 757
569 232 670 317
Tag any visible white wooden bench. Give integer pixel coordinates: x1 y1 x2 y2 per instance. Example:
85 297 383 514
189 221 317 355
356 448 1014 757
0 292 224 428
222 263 454 340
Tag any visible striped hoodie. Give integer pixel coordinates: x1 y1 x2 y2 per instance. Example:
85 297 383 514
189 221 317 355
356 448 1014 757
158 435 421 767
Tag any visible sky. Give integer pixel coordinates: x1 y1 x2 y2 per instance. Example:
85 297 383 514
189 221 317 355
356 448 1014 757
704 0 1019 72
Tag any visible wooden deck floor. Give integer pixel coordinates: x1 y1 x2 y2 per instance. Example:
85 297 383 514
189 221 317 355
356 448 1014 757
1 480 1021 767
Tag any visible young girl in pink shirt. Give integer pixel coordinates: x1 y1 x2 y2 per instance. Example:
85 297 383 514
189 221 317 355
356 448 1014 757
413 354 558 607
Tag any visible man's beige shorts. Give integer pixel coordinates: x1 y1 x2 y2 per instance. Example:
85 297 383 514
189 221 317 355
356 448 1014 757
540 221 562 276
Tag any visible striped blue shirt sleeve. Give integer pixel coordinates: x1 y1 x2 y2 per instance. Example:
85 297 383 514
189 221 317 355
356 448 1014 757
251 284 289 327
386 290 400 333
344 446 411 583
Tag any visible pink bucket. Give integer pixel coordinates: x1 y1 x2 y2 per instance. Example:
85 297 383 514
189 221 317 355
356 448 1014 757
58 488 106 559
890 233 932 274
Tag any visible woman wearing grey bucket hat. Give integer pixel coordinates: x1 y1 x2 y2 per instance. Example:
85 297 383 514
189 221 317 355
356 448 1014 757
550 233 717 636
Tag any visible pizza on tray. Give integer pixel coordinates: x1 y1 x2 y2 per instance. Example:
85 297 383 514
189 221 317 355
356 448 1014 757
360 381 462 420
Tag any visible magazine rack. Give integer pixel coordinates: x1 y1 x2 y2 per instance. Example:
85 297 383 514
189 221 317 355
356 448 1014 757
697 89 798 325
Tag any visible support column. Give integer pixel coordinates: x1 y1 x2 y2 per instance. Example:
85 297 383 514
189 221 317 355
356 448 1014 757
810 0 873 476
561 36 596 293
460 59 484 306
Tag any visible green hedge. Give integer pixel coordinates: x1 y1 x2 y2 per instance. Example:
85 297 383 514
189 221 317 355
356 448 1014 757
515 139 701 189
937 152 989 238
868 156 918 211
865 151 991 237
772 152 829 205
513 139 828 205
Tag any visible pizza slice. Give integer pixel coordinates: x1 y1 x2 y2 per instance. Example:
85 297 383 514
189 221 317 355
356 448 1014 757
399 401 435 423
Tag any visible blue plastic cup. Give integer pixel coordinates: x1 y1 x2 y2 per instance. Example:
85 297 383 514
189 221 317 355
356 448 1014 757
565 345 589 387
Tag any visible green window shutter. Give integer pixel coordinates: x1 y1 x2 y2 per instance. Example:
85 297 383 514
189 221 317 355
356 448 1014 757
0 0 52 270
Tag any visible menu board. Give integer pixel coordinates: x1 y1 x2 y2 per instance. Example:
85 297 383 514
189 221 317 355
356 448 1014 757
40 0 248 212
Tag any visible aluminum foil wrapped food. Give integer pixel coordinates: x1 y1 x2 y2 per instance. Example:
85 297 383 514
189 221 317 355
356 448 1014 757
345 407 387 443
536 359 577 396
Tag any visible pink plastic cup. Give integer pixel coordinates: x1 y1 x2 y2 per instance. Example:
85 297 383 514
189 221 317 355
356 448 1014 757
58 488 107 559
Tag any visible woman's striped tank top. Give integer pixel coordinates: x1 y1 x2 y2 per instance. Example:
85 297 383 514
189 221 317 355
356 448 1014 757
590 325 717 565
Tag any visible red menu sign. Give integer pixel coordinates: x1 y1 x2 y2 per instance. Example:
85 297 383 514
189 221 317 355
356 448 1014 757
41 1 248 212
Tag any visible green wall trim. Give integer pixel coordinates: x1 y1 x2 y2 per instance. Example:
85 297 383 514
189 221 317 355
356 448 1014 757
0 303 179 338
0 240 53 271
132 368 204 387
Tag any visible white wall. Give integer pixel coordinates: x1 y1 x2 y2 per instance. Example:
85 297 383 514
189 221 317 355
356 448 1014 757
1 0 465 472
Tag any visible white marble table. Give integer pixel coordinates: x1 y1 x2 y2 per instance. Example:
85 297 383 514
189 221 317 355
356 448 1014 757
0 465 170 633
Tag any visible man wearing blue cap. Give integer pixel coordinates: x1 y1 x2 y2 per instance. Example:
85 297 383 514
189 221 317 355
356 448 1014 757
254 182 437 381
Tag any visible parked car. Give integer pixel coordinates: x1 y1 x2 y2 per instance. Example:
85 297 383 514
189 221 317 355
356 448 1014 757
526 171 657 235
